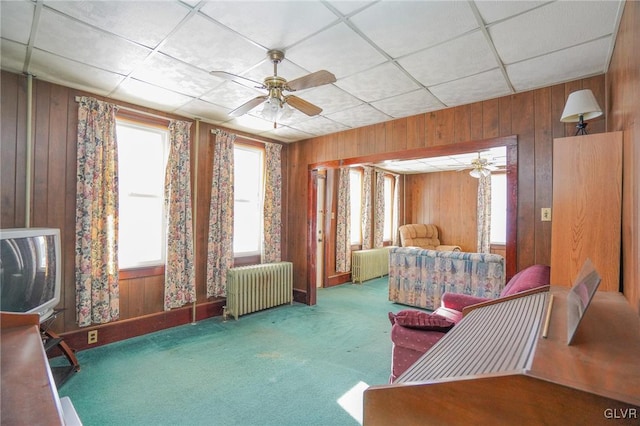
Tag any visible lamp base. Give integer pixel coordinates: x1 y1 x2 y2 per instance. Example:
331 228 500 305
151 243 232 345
574 115 589 136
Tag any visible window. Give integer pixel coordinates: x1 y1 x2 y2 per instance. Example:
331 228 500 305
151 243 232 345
234 144 264 256
116 120 169 269
490 173 507 244
383 175 395 242
349 169 362 245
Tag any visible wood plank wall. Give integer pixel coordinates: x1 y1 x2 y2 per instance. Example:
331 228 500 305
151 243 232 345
606 0 640 314
285 75 608 301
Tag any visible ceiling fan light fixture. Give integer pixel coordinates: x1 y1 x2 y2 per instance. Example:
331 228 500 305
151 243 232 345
261 96 292 127
470 167 490 179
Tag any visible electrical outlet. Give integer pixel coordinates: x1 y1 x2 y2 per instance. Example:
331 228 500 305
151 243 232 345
541 208 552 222
88 330 98 344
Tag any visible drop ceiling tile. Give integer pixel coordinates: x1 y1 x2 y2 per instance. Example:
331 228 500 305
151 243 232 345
43 1 191 48
335 62 419 102
160 13 265 74
475 1 547 24
0 39 27 74
349 1 478 58
131 53 224 98
1 0 34 44
398 30 499 87
286 22 387 79
507 38 611 92
489 0 621 64
294 85 362 116
174 99 230 123
200 2 338 50
243 59 310 86
430 69 512 107
260 125 314 143
28 49 126 95
288 115 350 136
112 78 194 111
223 114 277 134
35 8 152 75
327 1 374 16
371 89 443 118
201 81 265 111
326 104 391 129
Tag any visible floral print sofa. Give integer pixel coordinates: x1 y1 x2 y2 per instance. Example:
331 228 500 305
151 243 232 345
388 247 505 310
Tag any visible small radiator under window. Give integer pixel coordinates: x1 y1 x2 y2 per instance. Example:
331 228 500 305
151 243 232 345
225 262 293 320
351 247 395 283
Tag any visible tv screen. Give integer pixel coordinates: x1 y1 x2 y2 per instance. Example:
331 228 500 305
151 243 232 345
0 228 61 322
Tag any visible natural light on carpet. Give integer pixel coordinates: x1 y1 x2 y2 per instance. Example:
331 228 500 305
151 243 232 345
337 381 369 425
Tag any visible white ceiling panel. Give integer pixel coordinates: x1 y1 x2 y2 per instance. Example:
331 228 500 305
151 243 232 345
489 1 621 64
175 99 230 123
429 68 512 107
350 0 478 58
111 78 194 111
371 89 443 118
0 0 624 143
35 8 152 75
200 1 338 50
29 49 126 96
43 1 191 49
286 22 387 79
0 0 34 44
507 37 611 92
398 30 499 87
159 13 265 73
326 103 391 129
130 53 224 98
475 1 548 24
0 40 27 74
335 62 420 103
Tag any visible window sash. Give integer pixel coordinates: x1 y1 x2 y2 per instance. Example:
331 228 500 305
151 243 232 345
233 144 264 256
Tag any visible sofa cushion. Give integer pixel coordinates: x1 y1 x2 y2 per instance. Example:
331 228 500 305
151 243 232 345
500 264 551 297
388 310 455 331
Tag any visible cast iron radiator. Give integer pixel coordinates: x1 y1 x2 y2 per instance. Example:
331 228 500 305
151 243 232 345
351 247 395 283
225 262 293 320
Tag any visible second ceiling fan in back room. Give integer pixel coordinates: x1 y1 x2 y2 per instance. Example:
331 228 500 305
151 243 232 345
211 49 336 128
459 153 499 178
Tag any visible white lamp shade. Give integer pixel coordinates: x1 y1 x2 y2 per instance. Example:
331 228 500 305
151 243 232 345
560 89 603 123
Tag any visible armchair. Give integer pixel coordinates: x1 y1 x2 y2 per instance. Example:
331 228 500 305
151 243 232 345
398 224 461 251
389 264 551 382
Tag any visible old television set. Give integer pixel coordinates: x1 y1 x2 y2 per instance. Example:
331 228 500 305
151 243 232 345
0 228 61 323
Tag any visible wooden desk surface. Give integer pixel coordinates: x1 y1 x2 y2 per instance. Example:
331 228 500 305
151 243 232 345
1 316 64 425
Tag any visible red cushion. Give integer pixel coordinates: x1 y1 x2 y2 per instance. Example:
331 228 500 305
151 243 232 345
388 310 455 331
500 264 551 297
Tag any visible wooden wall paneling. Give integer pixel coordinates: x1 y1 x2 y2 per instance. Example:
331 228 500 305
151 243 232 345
534 87 553 266
406 115 425 150
32 81 51 226
435 108 455 145
454 105 471 143
482 98 500 139
470 103 484 142
144 275 164 314
511 91 536 270
0 72 20 227
499 96 512 137
118 279 130 319
551 84 568 139
424 112 437 147
386 119 407 153
582 75 606 135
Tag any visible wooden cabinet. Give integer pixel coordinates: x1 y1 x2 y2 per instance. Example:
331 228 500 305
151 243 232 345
363 287 640 425
550 132 623 291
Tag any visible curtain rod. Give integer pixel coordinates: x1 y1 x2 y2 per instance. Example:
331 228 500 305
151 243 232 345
211 128 282 145
74 96 182 122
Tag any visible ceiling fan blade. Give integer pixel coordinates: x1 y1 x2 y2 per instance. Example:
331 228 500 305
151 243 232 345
286 70 336 91
210 71 263 88
285 95 322 116
228 96 268 117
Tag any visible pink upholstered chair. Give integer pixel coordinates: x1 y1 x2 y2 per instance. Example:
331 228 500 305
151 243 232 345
389 264 551 382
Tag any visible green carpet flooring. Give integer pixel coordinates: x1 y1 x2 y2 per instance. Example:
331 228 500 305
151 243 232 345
57 278 406 426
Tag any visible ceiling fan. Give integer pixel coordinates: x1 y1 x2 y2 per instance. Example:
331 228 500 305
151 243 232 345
211 49 336 128
460 153 499 178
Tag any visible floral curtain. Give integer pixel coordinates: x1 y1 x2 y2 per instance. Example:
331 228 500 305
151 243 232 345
336 167 351 273
163 120 195 310
262 143 282 263
361 167 373 250
477 174 492 253
75 96 119 327
392 175 400 246
207 130 235 298
374 170 385 248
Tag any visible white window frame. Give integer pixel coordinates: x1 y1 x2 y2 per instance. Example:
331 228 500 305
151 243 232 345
116 119 169 270
490 172 507 245
233 144 264 257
